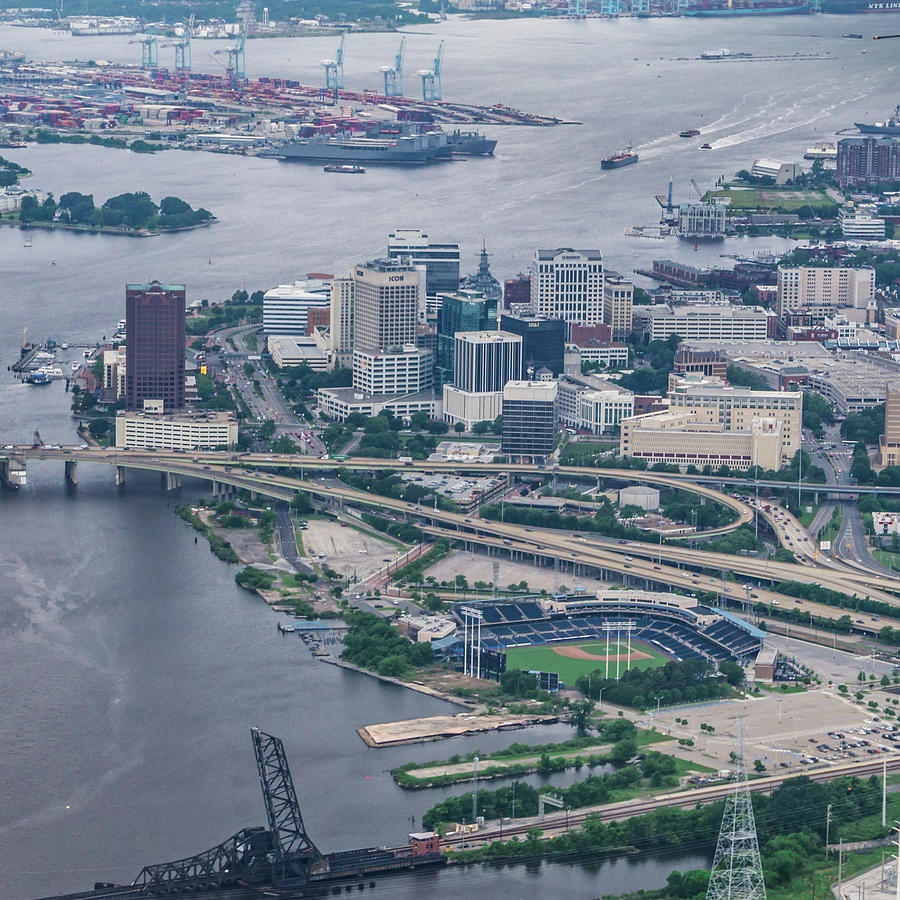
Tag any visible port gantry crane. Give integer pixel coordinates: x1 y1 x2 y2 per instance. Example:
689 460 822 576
161 14 193 73
134 729 326 893
129 26 159 69
380 38 405 98
213 31 246 90
322 32 345 92
416 41 444 101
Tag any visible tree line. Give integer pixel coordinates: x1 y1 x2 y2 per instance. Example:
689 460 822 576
18 190 212 231
340 610 433 677
575 658 734 709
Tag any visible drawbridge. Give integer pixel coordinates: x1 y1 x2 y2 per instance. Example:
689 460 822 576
134 729 326 894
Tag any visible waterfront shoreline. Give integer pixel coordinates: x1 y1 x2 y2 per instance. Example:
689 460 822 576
1 217 217 237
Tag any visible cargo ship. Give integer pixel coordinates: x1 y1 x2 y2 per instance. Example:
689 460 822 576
601 148 638 169
680 129 701 137
685 0 812 15
823 0 900 11
445 128 497 155
855 105 900 136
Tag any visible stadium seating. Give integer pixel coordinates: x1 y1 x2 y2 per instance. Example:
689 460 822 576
460 595 763 667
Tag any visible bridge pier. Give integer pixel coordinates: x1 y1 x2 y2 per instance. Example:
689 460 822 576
0 455 27 488
165 472 181 494
115 465 126 487
65 460 78 485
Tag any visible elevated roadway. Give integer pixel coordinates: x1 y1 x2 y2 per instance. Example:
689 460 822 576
13 446 900 616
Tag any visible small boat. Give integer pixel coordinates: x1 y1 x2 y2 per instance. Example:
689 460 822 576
323 163 366 174
680 128 701 137
23 238 32 247
700 143 713 150
842 33 862 39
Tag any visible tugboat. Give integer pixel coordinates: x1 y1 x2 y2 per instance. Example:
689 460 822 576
323 163 366 174
601 147 639 169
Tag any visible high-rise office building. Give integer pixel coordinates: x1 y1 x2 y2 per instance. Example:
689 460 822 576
881 386 900 468
442 330 521 429
436 289 498 383
504 274 531 310
352 258 424 352
329 275 355 368
453 331 522 393
531 248 604 327
499 314 566 377
602 272 635 341
125 280 185 412
501 380 558 461
387 228 460 299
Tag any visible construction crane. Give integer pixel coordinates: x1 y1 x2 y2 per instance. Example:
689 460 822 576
162 15 193 73
321 32 345 92
379 38 405 98
213 31 246 90
416 40 443 101
690 177 705 201
128 26 159 69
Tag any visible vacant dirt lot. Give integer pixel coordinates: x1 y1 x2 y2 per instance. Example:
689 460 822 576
303 519 397 580
425 549 613 594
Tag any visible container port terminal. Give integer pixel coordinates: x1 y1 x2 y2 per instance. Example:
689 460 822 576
0 55 576 162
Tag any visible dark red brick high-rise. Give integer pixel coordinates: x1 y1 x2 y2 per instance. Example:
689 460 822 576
125 281 186 412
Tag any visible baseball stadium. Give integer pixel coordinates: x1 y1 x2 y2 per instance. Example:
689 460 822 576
451 590 765 684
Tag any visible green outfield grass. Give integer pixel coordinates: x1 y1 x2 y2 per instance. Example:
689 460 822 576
505 639 671 685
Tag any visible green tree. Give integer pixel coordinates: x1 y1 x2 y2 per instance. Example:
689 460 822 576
258 419 276 439
472 420 491 435
454 421 466 434
850 442 874 484
569 700 593 736
272 435 297 454
88 418 109 438
609 738 637 765
719 660 744 686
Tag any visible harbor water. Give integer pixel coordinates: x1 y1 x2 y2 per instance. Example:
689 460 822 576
0 11 893 898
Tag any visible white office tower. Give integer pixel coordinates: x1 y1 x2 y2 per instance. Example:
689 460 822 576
262 279 331 336
443 331 523 429
530 248 604 327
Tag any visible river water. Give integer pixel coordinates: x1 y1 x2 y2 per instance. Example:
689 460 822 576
1 11 893 898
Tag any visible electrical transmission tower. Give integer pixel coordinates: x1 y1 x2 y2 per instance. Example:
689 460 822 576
706 721 767 900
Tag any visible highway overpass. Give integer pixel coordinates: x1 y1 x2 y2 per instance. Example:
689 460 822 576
9 446 900 621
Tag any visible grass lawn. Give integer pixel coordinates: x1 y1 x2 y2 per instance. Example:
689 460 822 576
506 639 670 684
872 548 900 573
706 186 836 213
560 441 617 464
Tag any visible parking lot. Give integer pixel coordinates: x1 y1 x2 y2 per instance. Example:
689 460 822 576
648 687 900 774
